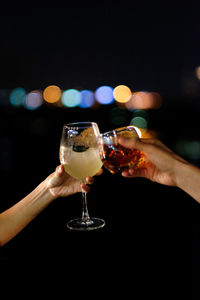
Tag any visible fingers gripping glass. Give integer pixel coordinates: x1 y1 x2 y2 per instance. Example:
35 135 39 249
59 122 105 231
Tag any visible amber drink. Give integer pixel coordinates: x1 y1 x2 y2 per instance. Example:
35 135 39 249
99 126 144 174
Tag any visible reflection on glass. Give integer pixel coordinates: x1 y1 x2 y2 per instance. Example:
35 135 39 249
99 126 144 174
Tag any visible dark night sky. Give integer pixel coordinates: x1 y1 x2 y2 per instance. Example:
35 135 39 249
0 5 199 95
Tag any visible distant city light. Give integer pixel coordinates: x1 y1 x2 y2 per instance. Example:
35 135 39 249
110 107 127 126
5 84 164 115
95 86 114 105
130 116 148 129
126 91 162 110
113 85 132 103
25 90 43 110
196 66 200 80
175 139 200 160
133 109 149 119
61 89 81 107
43 85 61 103
79 90 95 108
10 87 26 107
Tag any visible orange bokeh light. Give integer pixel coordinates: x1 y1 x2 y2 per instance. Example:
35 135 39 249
113 85 132 103
139 129 158 139
43 85 62 103
126 91 162 110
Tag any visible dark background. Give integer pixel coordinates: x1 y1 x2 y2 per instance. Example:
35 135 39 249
0 4 199 297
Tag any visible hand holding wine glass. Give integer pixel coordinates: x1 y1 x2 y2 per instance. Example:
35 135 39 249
118 136 200 203
118 136 186 186
47 164 94 198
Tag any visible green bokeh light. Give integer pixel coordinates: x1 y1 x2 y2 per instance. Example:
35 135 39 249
110 107 127 126
61 89 81 107
130 116 148 129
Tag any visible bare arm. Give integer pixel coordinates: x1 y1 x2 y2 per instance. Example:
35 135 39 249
0 165 93 246
175 161 200 203
0 179 54 246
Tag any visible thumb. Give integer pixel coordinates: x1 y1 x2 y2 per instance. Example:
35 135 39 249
118 136 147 152
47 165 65 188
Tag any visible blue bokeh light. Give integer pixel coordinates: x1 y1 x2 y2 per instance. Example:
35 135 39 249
95 86 114 105
10 87 26 107
79 90 95 108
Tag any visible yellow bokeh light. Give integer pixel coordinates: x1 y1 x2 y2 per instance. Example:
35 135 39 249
113 85 132 103
139 129 158 139
43 85 62 103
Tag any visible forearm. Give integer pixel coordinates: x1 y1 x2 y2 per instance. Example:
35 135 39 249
0 180 55 246
175 160 200 203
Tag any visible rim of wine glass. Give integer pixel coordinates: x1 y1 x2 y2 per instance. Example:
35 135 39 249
101 125 141 138
64 122 98 129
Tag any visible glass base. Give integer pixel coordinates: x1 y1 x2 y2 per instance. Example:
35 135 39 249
66 217 105 231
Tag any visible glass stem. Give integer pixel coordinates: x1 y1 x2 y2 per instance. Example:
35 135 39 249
81 180 90 222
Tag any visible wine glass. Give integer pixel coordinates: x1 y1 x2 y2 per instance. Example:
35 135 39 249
98 126 144 174
59 122 105 231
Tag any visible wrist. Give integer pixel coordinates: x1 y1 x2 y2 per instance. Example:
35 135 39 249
174 160 200 202
174 159 197 190
39 179 57 202
172 159 188 188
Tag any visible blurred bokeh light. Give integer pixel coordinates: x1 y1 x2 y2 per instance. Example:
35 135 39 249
25 90 43 110
175 139 200 162
61 89 81 107
110 107 127 126
113 85 132 103
43 85 61 103
79 90 95 108
95 86 114 105
139 129 158 139
126 91 162 110
195 66 200 80
10 87 26 107
130 116 148 129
